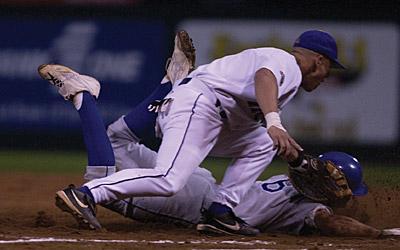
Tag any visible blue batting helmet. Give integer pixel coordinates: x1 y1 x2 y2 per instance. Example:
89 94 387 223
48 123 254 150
319 151 368 196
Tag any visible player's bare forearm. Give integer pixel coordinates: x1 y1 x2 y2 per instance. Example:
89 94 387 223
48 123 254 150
314 209 381 238
254 68 279 114
254 68 302 158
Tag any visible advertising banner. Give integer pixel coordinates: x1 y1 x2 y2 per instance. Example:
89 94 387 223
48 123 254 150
179 20 399 144
0 19 166 131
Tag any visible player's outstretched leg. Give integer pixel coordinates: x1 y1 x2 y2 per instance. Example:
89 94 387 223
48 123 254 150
197 202 260 236
165 30 196 84
38 64 112 230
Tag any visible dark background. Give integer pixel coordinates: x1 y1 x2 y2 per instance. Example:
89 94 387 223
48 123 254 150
0 0 399 162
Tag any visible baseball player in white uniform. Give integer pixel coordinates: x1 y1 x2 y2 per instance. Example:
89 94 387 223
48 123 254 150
40 29 346 236
102 95 381 237
102 150 384 238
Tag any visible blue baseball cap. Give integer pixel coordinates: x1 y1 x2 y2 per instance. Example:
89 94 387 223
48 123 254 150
293 30 345 69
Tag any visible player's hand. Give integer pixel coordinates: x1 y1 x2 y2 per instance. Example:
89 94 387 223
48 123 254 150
267 126 303 161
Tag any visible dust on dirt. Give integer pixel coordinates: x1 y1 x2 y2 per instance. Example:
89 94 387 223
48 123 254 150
0 173 399 249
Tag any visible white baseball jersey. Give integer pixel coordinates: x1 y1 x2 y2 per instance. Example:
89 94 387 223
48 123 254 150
85 48 303 211
190 48 302 136
189 47 302 113
190 48 301 100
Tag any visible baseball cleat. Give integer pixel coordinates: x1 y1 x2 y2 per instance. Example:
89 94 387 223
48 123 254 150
55 184 102 230
165 30 196 83
196 209 260 236
38 64 100 100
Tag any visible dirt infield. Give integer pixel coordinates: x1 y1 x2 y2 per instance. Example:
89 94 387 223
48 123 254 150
1 173 400 249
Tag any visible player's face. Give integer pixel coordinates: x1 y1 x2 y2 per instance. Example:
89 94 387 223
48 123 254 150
301 55 331 92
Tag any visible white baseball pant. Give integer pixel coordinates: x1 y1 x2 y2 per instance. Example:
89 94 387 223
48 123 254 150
85 78 223 203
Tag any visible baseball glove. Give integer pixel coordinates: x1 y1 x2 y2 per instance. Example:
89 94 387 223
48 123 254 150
288 153 353 206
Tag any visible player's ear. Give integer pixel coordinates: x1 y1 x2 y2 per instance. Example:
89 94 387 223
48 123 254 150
317 54 331 68
315 54 325 66
309 58 318 74
313 55 328 74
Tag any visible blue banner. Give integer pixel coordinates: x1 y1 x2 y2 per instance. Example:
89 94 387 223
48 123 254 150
0 19 167 131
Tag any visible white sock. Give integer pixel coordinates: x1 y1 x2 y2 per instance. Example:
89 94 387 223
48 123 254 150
72 92 83 110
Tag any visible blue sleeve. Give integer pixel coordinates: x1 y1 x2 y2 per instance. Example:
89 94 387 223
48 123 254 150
123 82 172 150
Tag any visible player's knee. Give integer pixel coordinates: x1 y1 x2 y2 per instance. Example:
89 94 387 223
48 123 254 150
160 177 185 196
161 184 182 197
107 117 141 145
106 122 122 145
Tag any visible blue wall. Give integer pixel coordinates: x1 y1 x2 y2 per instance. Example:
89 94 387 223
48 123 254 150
0 19 167 131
